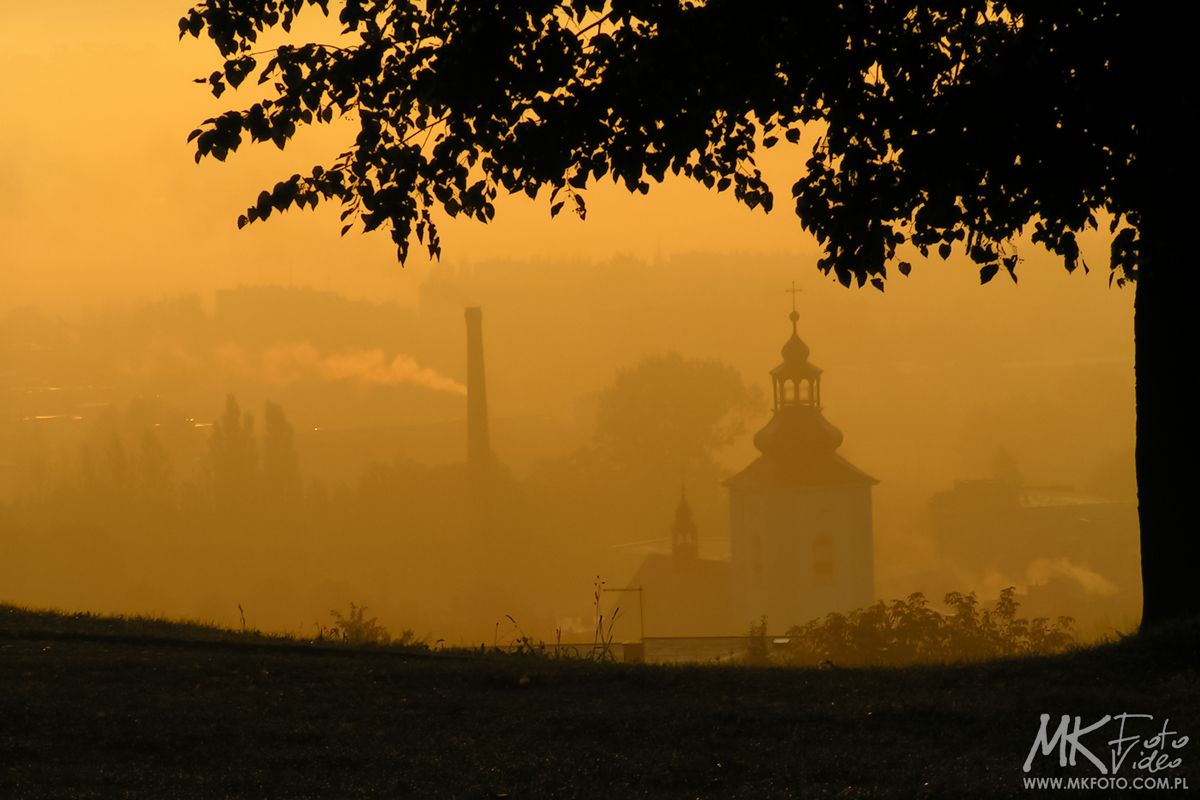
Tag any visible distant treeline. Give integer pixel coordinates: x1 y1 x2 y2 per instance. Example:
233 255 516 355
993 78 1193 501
0 353 760 642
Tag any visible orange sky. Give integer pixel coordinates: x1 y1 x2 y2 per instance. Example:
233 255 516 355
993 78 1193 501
0 2 1133 317
0 1 813 309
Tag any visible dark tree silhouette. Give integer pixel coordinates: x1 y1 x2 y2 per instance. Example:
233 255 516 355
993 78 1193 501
595 353 760 472
180 1 1196 629
262 400 302 505
210 395 258 514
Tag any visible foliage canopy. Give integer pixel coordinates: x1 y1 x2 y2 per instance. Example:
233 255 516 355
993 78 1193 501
180 1 1144 287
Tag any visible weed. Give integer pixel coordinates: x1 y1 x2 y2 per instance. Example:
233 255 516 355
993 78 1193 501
328 602 393 646
590 576 620 662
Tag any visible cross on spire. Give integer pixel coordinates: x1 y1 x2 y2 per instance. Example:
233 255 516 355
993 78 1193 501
785 281 802 329
786 281 802 311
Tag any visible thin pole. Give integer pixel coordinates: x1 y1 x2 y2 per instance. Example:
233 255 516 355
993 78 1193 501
602 585 645 642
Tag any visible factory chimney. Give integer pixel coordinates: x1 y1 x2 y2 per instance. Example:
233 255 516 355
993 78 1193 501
465 306 491 508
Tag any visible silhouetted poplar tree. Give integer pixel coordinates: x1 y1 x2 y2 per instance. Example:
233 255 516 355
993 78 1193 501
137 430 176 513
262 400 302 506
210 395 258 514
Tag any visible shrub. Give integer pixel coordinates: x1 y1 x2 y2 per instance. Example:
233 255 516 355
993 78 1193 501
327 603 392 646
777 587 1075 667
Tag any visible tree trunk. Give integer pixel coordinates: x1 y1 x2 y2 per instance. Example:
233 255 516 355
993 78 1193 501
1134 28 1199 628
1134 230 1198 630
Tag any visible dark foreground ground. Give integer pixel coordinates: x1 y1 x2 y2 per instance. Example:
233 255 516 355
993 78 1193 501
1 606 1197 799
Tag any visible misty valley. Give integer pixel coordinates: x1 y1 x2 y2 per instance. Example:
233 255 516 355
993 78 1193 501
0 272 1140 658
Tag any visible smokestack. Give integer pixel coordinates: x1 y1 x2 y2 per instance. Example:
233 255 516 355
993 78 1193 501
465 306 491 503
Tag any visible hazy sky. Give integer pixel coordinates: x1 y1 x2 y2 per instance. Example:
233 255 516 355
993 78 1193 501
0 1 822 309
1 2 1134 317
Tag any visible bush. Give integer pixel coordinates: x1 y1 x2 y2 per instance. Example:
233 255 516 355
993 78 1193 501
746 615 769 666
328 603 397 646
777 587 1075 667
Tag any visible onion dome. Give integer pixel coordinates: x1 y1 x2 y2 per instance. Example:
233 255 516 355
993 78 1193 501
771 309 823 384
781 310 811 363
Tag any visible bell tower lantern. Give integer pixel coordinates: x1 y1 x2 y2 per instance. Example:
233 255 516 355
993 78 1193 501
772 306 823 410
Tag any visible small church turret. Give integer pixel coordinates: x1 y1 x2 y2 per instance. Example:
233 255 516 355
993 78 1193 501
724 289 877 630
671 487 699 560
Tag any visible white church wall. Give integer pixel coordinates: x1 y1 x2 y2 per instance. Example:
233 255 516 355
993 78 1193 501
730 483 874 631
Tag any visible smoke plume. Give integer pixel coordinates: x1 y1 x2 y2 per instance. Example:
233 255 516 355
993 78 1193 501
214 342 466 395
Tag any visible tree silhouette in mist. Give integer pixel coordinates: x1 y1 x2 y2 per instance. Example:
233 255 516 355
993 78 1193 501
180 2 1195 628
262 400 302 506
137 431 176 514
595 353 760 473
528 352 757 564
210 395 258 515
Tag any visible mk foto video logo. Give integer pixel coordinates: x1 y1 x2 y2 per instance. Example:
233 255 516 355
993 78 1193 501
1022 714 1190 791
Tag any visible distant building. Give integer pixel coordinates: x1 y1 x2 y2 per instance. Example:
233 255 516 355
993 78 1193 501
625 490 736 637
929 478 1140 596
724 307 877 630
622 304 878 646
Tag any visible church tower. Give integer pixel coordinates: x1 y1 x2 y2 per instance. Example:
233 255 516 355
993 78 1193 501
724 300 876 630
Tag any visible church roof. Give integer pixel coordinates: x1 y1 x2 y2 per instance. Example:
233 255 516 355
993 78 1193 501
627 554 737 637
723 451 878 489
753 404 844 455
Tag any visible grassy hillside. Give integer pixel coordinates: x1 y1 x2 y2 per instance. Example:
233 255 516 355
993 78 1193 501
1 605 1196 798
